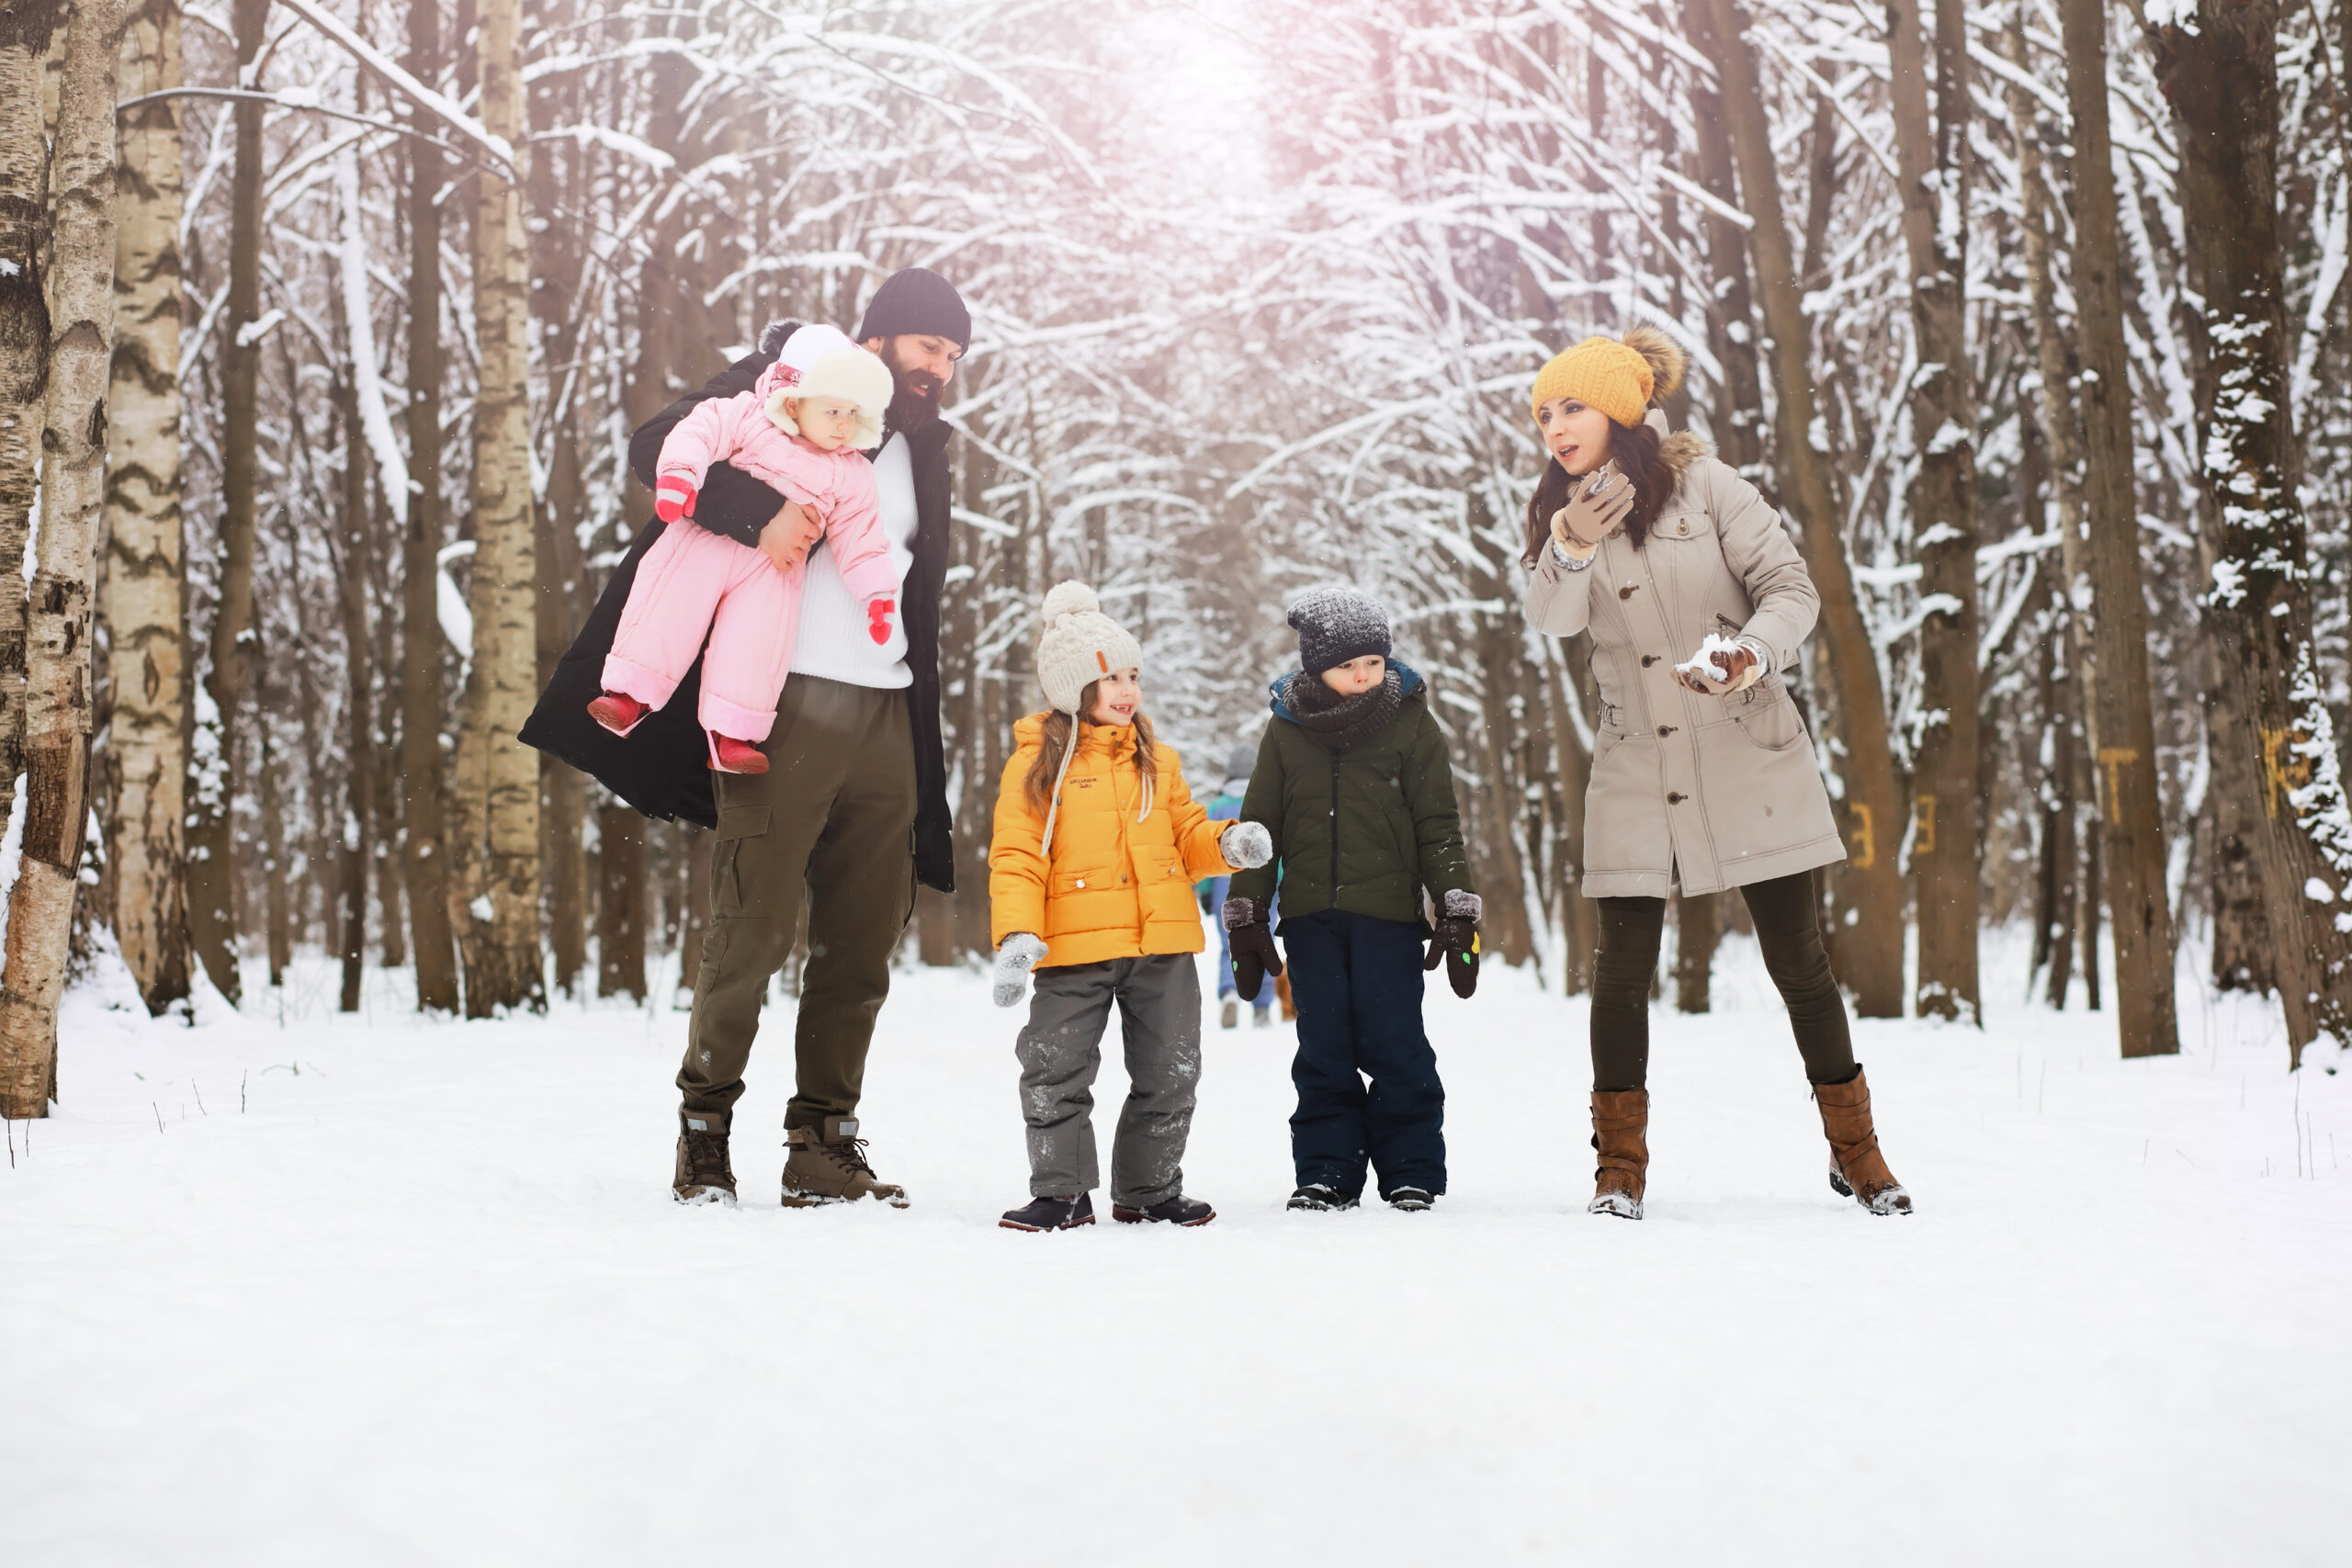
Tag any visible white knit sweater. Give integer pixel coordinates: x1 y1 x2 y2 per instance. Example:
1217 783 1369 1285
790 432 918 689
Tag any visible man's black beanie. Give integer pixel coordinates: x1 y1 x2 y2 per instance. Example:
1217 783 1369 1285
857 267 971 348
1288 587 1393 676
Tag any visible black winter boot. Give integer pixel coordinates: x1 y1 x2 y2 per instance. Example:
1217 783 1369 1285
1385 1186 1436 1212
1286 1183 1359 1211
673 1109 737 1206
1113 1194 1216 1225
1000 1191 1096 1231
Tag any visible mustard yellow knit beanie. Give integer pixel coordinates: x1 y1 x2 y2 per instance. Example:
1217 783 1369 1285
1529 326 1687 428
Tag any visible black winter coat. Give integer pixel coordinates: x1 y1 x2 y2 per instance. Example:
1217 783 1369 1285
517 333 958 892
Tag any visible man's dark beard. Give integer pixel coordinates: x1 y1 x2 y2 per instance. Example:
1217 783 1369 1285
880 345 944 434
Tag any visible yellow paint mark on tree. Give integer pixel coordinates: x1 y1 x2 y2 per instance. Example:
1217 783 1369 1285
2257 728 2311 819
2098 747 2142 825
1849 804 1877 869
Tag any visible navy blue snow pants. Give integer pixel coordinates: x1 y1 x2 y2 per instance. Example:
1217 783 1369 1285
1281 908 1445 1198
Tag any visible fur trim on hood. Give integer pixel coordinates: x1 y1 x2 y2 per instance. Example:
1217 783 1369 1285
759 323 893 448
1659 428 1712 479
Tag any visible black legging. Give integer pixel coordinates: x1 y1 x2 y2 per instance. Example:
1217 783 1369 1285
1589 870 1858 1091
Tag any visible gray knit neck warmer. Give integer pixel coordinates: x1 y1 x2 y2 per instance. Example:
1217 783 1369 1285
1283 668 1405 752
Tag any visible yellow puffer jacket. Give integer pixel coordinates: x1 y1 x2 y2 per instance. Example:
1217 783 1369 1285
989 714 1236 967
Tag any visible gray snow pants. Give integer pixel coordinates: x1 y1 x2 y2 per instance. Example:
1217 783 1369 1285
1014 953 1202 1207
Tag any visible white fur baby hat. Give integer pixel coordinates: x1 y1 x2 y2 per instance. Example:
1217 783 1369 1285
1035 581 1144 715
763 323 895 448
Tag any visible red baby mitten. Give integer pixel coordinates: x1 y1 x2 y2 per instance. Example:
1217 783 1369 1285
654 479 697 524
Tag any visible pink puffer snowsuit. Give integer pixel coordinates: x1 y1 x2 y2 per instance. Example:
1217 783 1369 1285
604 354 899 744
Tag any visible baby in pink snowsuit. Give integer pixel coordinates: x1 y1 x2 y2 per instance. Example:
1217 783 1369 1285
592 324 899 775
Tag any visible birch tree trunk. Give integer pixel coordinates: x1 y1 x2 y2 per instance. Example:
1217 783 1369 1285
452 0 542 1014
186 0 268 1006
2061 0 2180 1056
399 0 457 1012
1886 0 1982 1021
0 0 119 1118
0 0 61 886
1694 0 1908 1017
102 0 186 1015
2149 0 2340 1064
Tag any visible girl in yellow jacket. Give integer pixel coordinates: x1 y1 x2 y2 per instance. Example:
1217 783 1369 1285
989 582 1272 1232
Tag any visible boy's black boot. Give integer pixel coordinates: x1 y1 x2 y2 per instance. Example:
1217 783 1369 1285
1286 1183 1359 1211
1113 1194 1216 1225
1386 1186 1436 1212
1000 1191 1096 1231
673 1109 737 1206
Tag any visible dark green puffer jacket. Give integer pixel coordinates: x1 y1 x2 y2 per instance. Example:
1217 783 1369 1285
1228 661 1473 927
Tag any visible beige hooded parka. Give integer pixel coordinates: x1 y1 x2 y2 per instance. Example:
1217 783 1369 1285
1523 433 1847 898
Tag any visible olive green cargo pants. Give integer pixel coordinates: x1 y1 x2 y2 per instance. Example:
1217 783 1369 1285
677 676 917 1131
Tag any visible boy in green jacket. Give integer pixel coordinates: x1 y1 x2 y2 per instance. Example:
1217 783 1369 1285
1224 588 1480 1212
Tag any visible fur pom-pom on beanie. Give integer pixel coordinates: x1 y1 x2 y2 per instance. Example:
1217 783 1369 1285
1529 326 1687 429
761 323 895 448
1035 581 1144 714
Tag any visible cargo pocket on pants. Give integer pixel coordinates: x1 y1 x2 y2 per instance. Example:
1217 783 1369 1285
712 805 772 917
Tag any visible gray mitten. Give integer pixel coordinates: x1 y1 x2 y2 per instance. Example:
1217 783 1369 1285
1219 820 1273 869
992 932 1049 1009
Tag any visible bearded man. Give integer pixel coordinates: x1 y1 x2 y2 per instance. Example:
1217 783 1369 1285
523 266 968 1207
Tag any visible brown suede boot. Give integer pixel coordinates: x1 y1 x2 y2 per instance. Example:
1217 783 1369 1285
673 1109 737 1206
1814 1066 1913 1214
781 1115 910 1208
1588 1089 1649 1220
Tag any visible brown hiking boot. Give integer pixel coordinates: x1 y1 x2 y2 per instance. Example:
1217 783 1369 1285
781 1115 910 1207
1588 1089 1649 1219
673 1109 738 1206
1814 1066 1914 1214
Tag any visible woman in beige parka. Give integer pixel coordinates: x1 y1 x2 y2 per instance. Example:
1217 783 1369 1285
1521 328 1912 1222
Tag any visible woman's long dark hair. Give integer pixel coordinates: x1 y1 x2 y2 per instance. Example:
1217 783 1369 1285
1023 680 1159 816
1521 416 1673 566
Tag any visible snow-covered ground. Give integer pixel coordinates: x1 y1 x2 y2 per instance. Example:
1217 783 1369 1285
5 929 2346 1566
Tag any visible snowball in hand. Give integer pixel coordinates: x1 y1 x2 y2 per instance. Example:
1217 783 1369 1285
1675 632 1744 685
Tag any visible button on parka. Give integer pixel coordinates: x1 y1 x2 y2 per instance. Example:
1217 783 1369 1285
1227 661 1473 927
1524 431 1846 898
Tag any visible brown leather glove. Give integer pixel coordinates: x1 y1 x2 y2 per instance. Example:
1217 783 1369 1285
1550 466 1636 551
1675 634 1763 696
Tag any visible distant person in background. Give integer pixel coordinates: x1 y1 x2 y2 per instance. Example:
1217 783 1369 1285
987 584 1271 1232
1225 588 1480 1214
1519 325 1913 1221
1199 741 1273 1030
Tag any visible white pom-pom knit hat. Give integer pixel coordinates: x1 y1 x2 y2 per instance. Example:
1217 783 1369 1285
759 323 895 448
1032 581 1148 857
1035 581 1144 714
